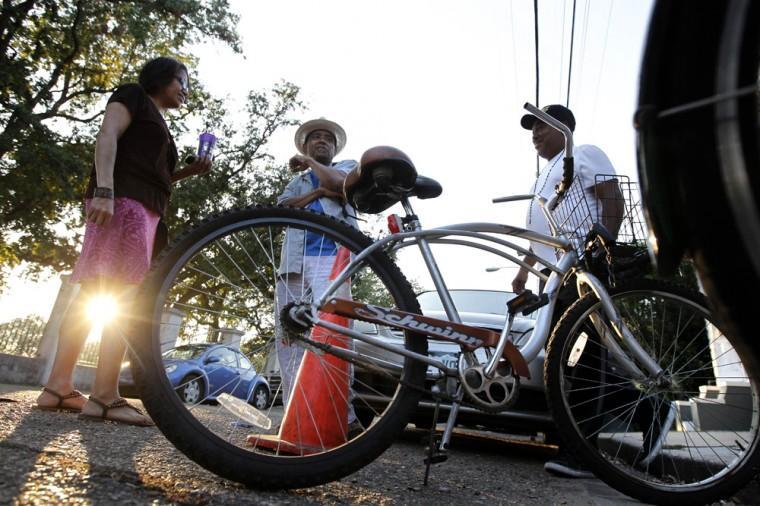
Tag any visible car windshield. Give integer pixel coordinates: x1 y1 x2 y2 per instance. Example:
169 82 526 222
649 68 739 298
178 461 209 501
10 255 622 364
417 290 516 316
162 345 209 360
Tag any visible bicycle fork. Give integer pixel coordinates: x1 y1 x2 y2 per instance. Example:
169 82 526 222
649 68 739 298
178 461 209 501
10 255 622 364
574 272 681 463
575 271 664 380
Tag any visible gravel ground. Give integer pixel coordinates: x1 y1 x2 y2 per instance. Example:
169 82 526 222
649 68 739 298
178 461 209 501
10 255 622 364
1 385 758 505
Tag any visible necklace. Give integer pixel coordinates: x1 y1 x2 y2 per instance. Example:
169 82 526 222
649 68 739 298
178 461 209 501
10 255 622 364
528 150 564 225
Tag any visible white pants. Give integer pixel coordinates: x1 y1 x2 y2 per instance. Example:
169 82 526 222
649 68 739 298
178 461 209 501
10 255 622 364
275 255 356 423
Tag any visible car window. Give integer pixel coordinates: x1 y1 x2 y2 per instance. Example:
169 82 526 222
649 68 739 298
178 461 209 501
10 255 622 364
208 348 238 367
417 290 530 317
353 319 378 334
238 353 254 371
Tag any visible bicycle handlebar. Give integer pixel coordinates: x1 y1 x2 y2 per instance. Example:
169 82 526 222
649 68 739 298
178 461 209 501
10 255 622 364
522 103 575 208
492 194 535 203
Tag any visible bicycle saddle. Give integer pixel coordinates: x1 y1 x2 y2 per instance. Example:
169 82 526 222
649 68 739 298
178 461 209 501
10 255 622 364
343 146 443 213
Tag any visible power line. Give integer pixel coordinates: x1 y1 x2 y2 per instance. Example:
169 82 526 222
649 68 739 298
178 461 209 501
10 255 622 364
566 0 577 107
559 0 568 99
534 0 540 176
534 0 540 108
508 0 520 99
575 0 592 104
590 0 615 131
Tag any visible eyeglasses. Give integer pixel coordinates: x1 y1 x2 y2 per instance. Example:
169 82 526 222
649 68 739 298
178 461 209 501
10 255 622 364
174 75 189 92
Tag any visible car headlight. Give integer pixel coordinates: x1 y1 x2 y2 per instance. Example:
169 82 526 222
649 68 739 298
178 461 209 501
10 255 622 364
165 364 178 374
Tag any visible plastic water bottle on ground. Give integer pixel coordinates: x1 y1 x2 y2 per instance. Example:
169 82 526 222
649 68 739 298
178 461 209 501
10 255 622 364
217 393 272 430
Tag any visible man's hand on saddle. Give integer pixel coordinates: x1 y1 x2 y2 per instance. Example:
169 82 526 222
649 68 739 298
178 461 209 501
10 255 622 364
289 154 313 172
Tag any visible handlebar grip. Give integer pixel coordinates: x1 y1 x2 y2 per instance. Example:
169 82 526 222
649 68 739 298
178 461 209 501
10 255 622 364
555 156 575 196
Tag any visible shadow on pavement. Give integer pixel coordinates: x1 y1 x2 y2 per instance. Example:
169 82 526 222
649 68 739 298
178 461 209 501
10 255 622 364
0 385 169 503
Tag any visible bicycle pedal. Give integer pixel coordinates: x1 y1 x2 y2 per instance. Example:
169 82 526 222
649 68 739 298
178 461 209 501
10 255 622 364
507 290 548 315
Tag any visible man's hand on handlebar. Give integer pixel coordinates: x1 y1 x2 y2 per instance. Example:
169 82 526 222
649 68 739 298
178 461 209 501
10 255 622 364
512 267 529 294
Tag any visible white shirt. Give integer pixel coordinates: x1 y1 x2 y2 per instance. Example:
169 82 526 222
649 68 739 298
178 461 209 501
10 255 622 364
526 144 616 264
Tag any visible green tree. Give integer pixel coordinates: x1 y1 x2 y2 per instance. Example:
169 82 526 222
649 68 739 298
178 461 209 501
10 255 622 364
0 0 240 286
165 81 304 231
159 82 305 346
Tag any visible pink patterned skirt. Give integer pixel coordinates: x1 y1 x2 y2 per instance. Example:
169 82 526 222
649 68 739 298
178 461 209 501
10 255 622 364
70 198 160 285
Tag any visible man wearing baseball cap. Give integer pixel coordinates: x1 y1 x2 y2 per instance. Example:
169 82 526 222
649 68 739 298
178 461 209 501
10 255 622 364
513 104 623 478
274 117 362 433
514 104 622 290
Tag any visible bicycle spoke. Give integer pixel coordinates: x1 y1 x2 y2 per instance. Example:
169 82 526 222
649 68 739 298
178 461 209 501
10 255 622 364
553 283 760 495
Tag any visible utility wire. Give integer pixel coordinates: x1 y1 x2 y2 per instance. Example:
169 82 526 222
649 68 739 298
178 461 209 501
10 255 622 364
566 0 577 107
590 0 615 131
508 0 520 99
559 0 568 99
534 0 540 176
575 0 592 102
534 0 540 108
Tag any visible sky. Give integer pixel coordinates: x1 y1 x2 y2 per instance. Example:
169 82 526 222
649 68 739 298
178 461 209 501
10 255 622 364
0 0 655 323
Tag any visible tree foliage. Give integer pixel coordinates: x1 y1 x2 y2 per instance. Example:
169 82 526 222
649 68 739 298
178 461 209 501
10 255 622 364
0 0 241 285
165 82 303 232
0 1 399 354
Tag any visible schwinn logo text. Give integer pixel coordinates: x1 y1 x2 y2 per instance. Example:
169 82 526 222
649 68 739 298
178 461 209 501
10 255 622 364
354 304 483 347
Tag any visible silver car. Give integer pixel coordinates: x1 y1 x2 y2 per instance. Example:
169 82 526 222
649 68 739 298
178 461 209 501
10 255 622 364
353 290 554 435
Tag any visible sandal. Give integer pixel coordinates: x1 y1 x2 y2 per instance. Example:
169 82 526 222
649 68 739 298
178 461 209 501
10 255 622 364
79 396 154 427
34 387 85 413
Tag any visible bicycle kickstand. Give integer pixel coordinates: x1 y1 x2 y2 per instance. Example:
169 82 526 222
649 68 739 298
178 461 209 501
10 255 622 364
423 385 462 485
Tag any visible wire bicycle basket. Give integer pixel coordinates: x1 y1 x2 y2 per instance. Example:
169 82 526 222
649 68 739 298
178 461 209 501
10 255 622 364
550 174 648 257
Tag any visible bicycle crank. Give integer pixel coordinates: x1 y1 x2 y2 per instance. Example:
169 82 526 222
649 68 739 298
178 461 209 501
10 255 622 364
459 355 520 413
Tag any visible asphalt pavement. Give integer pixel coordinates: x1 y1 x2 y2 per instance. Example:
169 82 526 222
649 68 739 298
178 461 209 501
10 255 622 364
1 384 758 505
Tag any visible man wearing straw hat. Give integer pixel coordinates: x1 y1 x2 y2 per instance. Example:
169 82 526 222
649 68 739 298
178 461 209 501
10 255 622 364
275 117 361 432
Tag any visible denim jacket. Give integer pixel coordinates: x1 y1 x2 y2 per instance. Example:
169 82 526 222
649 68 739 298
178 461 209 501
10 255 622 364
277 160 359 275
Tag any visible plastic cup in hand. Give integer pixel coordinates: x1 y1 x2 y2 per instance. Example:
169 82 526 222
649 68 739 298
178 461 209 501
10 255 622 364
197 132 217 158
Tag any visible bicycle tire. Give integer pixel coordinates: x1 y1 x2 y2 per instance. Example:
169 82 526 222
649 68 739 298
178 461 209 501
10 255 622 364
637 0 760 353
129 205 427 489
545 279 760 505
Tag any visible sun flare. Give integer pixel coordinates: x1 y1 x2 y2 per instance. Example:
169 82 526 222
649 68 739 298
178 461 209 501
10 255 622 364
86 295 119 326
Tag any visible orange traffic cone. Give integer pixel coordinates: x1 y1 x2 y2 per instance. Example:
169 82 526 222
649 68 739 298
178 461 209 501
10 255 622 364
247 247 352 454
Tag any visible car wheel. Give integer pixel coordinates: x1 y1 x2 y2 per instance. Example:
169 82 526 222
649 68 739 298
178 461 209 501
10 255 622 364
250 384 269 410
177 375 203 404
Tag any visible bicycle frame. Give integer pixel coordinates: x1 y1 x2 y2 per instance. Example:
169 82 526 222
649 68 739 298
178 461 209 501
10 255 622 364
296 103 663 388
313 206 569 361
304 193 661 384
272 102 670 462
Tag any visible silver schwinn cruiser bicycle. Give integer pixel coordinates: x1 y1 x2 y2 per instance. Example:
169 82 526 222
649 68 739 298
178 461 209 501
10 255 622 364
129 105 760 505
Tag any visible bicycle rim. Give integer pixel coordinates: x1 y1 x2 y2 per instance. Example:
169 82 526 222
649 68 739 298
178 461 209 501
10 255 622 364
130 206 426 488
547 281 760 504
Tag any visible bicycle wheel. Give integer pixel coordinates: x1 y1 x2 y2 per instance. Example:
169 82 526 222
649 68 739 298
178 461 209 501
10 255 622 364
637 0 760 352
129 205 427 489
545 279 760 505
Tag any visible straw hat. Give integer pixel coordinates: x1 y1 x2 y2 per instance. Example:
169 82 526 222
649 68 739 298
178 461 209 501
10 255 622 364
294 117 347 155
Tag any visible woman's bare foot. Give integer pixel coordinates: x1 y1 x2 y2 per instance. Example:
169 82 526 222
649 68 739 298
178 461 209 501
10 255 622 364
80 397 154 426
36 386 87 412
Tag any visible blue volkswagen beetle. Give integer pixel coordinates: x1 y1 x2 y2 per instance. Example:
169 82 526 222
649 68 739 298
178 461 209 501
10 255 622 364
121 343 271 409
